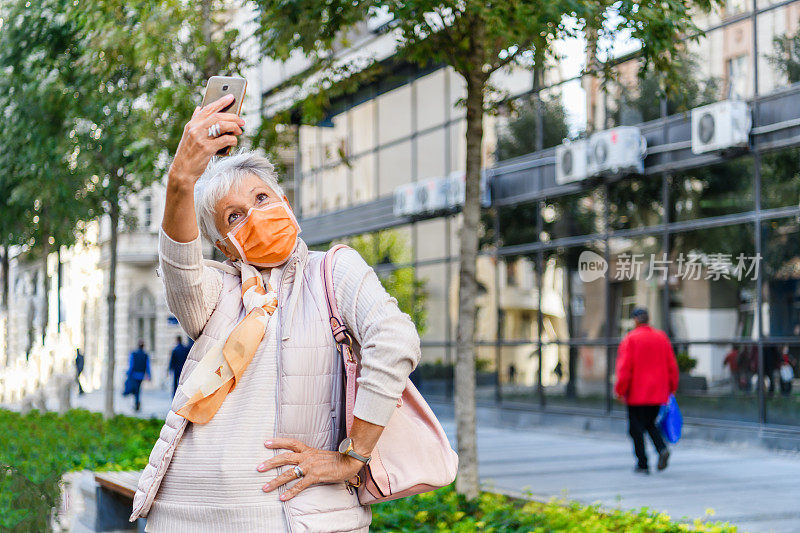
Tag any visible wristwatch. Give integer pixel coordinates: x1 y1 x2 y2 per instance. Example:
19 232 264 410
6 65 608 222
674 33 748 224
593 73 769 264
338 437 371 465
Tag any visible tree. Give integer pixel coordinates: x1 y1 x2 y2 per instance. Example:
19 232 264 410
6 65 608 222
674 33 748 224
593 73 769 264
496 97 569 161
252 0 718 498
0 0 248 414
768 21 800 84
0 0 102 356
610 54 719 126
348 230 428 335
66 0 248 417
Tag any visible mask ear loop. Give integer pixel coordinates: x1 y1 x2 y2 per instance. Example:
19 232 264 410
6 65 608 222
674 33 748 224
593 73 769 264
226 230 251 267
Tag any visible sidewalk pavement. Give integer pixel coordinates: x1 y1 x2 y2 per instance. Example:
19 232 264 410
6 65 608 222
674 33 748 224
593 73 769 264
21 388 800 532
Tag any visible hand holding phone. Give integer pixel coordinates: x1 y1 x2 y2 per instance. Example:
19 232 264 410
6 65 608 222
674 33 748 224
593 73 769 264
201 76 247 156
168 94 245 185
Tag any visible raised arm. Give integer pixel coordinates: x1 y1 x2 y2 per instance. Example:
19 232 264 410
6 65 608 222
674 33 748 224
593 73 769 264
159 94 245 339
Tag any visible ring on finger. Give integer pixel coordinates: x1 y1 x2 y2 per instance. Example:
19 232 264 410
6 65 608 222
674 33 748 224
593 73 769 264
207 123 221 138
293 465 304 479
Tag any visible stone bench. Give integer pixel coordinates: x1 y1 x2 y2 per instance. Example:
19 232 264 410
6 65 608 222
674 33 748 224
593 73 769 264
73 470 144 533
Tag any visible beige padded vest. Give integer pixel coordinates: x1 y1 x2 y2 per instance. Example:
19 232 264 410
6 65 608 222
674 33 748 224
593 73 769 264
130 240 371 532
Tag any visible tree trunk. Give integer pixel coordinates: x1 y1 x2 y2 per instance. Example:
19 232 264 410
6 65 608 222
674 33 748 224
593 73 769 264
565 264 577 398
454 72 486 500
57 248 62 333
41 234 50 345
1 244 8 367
1 244 8 312
104 200 120 418
201 0 220 78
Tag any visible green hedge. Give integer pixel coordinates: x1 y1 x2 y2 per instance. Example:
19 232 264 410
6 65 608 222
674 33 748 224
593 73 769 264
0 408 162 531
0 409 736 532
372 487 737 532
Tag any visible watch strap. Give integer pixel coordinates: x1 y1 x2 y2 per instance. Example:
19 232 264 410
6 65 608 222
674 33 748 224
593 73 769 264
346 448 372 465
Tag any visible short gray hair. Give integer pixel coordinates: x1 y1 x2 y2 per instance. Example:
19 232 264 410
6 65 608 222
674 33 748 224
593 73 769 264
194 150 286 244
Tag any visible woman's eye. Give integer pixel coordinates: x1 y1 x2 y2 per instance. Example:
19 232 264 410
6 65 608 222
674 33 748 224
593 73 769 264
228 213 239 224
256 193 269 203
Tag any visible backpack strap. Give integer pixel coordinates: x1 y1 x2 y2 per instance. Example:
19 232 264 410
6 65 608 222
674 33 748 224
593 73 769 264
321 244 358 435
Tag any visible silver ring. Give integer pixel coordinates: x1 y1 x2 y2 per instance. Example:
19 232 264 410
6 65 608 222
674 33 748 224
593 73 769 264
293 465 304 478
207 123 221 137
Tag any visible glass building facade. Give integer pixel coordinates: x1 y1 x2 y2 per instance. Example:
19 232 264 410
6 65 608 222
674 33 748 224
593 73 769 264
286 0 800 430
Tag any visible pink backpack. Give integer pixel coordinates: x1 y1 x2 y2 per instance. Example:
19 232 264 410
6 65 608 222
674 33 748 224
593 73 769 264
321 244 459 504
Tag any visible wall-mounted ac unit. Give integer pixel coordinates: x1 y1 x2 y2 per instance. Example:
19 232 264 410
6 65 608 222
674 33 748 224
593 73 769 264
587 126 646 177
414 178 446 213
555 140 589 184
691 100 751 154
393 171 490 217
444 171 491 208
393 183 418 216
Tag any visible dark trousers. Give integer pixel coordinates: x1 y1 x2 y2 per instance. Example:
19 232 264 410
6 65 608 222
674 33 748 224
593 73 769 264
132 379 143 411
627 404 667 469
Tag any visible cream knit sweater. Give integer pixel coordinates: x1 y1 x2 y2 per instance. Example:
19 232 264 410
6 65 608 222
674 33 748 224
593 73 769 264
145 229 421 532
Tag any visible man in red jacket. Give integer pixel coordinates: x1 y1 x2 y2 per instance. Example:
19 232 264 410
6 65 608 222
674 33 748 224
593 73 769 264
615 307 679 474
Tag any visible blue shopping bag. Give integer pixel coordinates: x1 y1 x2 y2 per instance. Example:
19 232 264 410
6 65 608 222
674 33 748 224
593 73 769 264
658 394 682 444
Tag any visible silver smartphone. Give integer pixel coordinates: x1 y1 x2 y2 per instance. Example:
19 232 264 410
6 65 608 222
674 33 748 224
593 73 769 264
201 76 247 156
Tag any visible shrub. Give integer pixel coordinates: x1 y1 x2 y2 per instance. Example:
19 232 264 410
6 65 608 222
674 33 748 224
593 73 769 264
0 408 162 531
676 352 698 373
372 486 738 532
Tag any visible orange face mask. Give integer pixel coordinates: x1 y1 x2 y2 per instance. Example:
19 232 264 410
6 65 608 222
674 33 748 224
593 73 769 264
221 201 300 267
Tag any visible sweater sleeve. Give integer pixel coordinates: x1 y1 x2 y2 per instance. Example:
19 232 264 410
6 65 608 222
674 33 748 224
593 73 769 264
331 248 422 426
158 228 224 340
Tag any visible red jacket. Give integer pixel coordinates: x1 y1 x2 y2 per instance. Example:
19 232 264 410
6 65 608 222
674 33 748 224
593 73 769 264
615 324 679 405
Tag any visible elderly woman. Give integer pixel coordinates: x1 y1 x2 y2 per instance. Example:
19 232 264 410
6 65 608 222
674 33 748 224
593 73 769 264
129 95 421 532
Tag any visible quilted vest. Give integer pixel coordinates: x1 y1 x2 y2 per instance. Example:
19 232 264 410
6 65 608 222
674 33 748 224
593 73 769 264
129 239 371 532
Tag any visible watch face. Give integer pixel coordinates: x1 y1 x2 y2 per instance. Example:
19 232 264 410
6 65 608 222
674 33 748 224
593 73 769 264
338 437 352 454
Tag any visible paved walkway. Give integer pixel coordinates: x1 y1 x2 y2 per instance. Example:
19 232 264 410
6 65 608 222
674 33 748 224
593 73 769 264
434 406 800 533
12 388 800 532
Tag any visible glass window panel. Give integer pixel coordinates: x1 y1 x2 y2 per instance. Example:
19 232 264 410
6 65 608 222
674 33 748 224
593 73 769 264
670 343 759 423
607 234 665 336
607 175 663 231
377 84 412 145
350 153 376 205
761 147 800 210
414 218 447 262
542 344 609 411
497 343 541 404
416 263 449 343
757 9 793 93
350 99 376 154
542 241 607 341
542 190 603 240
497 254 538 344
668 223 756 343
377 142 412 197
761 217 800 338
670 157 754 222
414 69 447 132
416 129 448 180
346 226 413 266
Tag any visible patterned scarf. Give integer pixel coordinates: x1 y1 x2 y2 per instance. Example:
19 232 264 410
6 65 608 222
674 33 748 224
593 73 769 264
176 263 278 424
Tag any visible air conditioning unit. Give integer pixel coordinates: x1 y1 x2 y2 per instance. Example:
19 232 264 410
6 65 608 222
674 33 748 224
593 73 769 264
445 171 465 208
393 183 418 216
555 140 589 184
587 126 646 177
691 100 751 154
